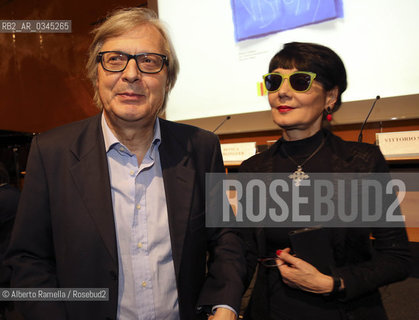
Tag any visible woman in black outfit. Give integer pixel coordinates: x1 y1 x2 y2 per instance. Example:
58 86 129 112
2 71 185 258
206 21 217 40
240 42 410 320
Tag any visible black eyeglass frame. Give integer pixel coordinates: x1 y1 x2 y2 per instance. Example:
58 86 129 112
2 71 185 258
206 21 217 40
96 51 168 74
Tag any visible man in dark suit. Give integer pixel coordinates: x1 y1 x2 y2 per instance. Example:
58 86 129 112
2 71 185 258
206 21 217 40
6 8 246 320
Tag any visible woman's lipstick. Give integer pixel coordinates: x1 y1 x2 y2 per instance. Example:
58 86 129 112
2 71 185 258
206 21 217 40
277 105 294 113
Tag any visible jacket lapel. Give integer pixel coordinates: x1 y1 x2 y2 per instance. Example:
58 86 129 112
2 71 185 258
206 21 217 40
158 119 195 279
68 114 117 263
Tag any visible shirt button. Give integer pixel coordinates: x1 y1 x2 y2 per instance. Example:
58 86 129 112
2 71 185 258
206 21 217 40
141 281 147 288
137 242 143 248
119 146 124 152
130 170 135 176
136 204 141 210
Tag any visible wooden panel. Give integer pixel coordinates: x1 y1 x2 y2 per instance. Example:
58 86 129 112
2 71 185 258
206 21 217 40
0 0 148 133
219 119 419 151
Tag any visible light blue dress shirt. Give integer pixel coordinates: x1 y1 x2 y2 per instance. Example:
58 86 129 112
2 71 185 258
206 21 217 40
102 115 180 320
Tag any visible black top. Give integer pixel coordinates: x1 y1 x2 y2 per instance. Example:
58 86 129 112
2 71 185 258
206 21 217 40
273 128 328 172
264 130 343 319
265 129 330 250
240 129 410 320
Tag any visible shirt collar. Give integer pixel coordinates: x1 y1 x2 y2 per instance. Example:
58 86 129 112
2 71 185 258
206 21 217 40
101 113 162 154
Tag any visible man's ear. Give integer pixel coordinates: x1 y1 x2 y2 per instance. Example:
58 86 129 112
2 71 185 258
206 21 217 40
166 77 170 91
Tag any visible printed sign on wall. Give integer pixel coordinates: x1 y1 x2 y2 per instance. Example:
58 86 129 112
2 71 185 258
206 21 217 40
231 0 344 41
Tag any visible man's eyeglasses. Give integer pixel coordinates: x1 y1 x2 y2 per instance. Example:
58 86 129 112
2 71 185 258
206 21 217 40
97 51 168 74
263 71 317 93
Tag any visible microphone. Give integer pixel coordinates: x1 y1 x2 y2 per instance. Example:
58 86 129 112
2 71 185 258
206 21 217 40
213 116 231 133
358 95 380 142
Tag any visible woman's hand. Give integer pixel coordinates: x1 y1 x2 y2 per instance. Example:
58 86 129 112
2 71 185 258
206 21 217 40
276 248 334 294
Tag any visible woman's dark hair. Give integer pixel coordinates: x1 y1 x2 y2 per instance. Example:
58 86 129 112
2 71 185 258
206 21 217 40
269 42 347 111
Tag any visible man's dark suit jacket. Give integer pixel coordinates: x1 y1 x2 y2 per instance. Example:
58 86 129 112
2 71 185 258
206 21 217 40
0 184 20 284
6 113 247 320
0 184 20 316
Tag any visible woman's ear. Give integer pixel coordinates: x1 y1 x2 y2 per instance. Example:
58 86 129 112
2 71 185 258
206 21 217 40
326 86 339 109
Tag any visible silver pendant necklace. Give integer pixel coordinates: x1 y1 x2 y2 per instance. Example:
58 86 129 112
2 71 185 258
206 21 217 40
282 136 326 187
